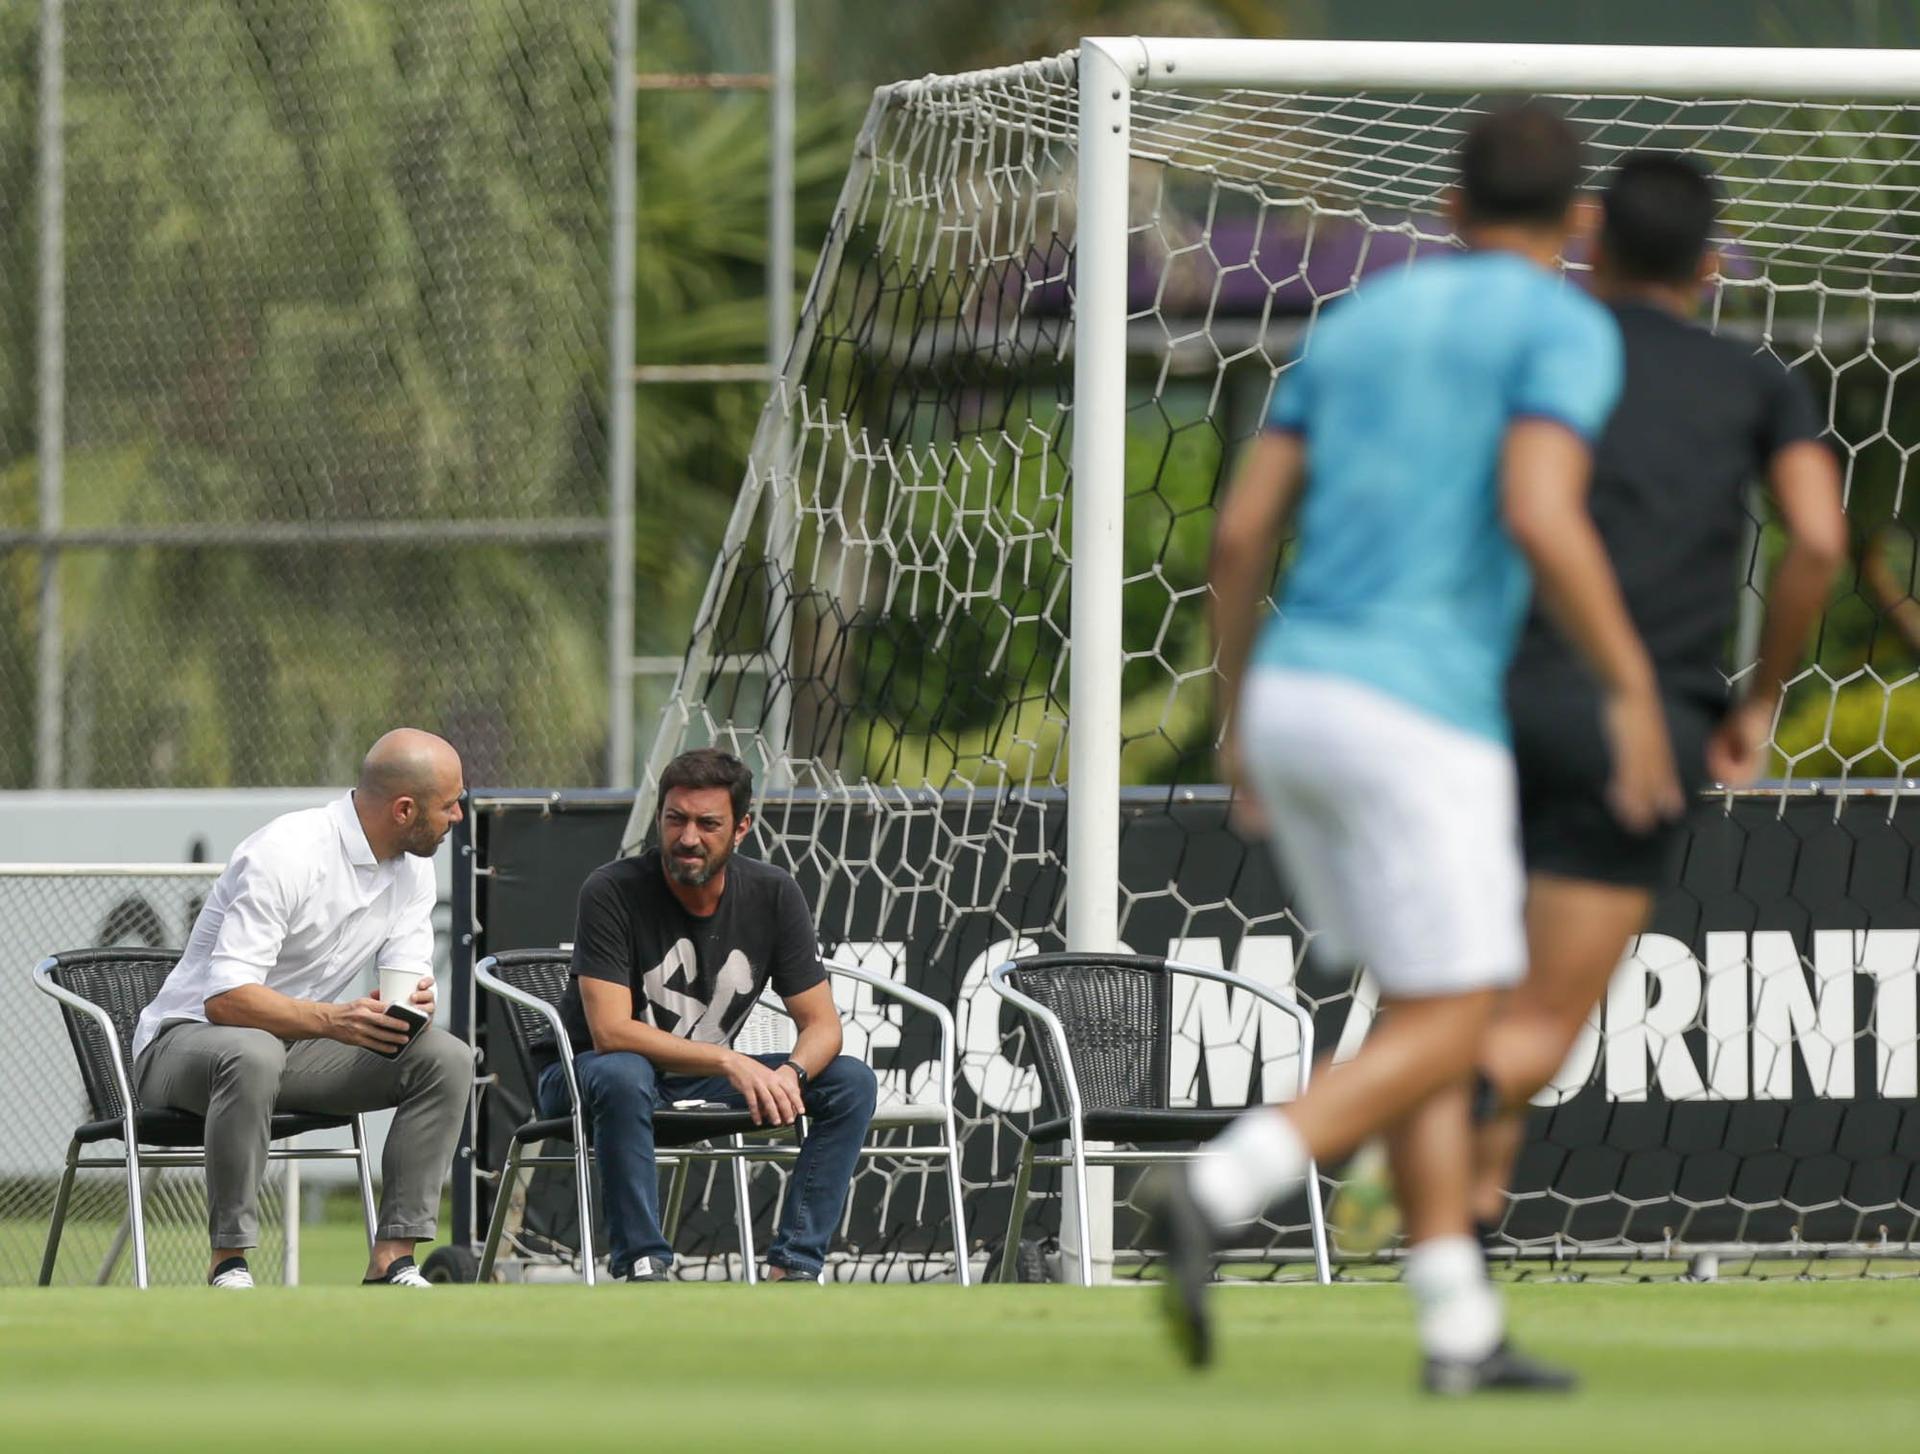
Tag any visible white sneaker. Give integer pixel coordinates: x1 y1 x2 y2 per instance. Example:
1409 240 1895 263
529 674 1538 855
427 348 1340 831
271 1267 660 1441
364 1256 432 1288
209 1260 254 1289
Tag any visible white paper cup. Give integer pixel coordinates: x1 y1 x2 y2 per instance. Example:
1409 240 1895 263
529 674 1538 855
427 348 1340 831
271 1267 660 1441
379 967 428 1011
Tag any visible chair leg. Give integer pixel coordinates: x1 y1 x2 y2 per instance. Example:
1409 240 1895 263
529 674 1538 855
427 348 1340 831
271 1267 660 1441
1066 1136 1095 1288
123 1152 151 1290
998 1140 1035 1284
37 1138 81 1286
1304 1156 1333 1286
942 1121 971 1287
572 1134 597 1289
661 1156 690 1242
350 1115 378 1253
729 1137 757 1284
477 1140 523 1285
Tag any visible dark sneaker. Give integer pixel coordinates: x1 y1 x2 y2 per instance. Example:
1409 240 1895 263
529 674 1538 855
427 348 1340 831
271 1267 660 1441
1144 1166 1216 1369
766 1267 821 1284
1423 1340 1579 1397
363 1255 431 1288
620 1257 671 1283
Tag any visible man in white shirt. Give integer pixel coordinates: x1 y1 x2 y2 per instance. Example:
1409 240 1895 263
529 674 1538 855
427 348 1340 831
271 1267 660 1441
132 729 473 1288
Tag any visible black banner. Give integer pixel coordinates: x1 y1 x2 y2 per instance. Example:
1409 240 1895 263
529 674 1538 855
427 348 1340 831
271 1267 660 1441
455 788 1920 1258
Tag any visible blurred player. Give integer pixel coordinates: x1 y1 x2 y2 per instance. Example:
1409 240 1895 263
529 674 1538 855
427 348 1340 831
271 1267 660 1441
1469 154 1846 1237
1152 101 1682 1392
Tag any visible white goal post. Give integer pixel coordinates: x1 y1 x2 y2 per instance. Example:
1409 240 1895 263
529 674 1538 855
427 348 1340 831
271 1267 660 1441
633 38 1920 1281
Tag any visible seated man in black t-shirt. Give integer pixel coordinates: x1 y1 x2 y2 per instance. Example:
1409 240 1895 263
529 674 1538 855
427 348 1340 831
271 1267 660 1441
537 748 876 1282
1469 153 1847 1227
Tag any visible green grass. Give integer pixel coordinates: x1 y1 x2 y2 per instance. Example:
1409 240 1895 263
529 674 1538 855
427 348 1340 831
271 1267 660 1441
1 1280 1916 1451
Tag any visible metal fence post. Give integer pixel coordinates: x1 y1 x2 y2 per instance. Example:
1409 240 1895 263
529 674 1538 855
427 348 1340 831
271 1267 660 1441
35 0 66 790
606 0 638 789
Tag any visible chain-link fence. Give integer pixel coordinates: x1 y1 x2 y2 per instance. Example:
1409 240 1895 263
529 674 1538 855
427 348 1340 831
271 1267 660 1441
0 1 617 791
0 865 301 1286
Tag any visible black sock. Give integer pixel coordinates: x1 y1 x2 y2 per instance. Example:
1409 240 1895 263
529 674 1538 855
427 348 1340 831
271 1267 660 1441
209 1255 248 1282
364 1255 416 1285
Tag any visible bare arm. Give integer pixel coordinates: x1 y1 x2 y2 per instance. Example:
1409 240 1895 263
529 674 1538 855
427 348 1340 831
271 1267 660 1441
578 976 812 1128
781 980 843 1080
1502 419 1682 830
206 982 410 1054
1210 432 1307 805
578 976 733 1075
1708 440 1847 784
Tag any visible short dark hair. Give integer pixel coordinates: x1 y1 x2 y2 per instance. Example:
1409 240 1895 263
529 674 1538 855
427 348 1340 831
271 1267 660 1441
1458 100 1586 226
657 748 753 825
1601 151 1718 284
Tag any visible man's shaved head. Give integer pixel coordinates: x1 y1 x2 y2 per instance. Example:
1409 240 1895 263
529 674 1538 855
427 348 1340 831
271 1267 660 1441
359 728 462 803
355 730 465 859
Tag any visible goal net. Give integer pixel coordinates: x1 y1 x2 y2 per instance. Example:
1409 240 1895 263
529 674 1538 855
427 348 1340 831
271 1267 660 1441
626 40 1920 1277
0 866 299 1287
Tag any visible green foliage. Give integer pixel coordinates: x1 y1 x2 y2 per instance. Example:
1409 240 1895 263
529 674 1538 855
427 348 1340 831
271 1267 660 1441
0 1 855 788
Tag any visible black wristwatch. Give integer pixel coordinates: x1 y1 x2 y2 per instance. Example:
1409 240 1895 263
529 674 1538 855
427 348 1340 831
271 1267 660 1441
783 1059 810 1092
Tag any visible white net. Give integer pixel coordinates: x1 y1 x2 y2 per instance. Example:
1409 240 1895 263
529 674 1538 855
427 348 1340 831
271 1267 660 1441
0 867 294 1287
637 53 1920 1274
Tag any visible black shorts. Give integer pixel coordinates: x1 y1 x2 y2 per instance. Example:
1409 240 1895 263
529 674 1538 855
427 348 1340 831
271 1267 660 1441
1508 666 1716 891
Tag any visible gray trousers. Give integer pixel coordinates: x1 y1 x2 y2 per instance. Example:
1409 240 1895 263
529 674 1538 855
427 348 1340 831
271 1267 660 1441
134 1021 473 1250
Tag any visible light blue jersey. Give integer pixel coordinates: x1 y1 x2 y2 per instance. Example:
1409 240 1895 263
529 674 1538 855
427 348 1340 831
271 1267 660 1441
1257 250 1622 743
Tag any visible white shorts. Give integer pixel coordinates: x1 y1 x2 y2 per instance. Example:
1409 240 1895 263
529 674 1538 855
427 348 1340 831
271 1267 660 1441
1239 667 1525 998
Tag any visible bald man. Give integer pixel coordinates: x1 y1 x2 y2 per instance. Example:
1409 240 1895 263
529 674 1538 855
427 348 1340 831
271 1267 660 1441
132 730 473 1288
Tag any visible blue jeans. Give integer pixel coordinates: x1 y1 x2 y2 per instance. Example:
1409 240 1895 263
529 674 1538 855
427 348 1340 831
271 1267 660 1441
537 1050 878 1278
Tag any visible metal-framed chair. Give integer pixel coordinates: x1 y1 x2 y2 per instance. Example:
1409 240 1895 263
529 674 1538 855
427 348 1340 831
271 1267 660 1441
989 951 1332 1287
475 948 972 1285
730 962 972 1286
475 949 764 1286
33 947 379 1289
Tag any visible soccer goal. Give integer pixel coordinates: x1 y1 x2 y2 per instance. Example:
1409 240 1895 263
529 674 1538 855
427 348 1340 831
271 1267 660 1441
624 39 1920 1280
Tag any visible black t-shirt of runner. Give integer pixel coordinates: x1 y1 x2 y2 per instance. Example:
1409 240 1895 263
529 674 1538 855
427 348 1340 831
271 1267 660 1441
1509 299 1825 711
553 848 825 1061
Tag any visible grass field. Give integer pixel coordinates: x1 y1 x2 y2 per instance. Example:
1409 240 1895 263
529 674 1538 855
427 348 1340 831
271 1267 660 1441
2 1275 1916 1452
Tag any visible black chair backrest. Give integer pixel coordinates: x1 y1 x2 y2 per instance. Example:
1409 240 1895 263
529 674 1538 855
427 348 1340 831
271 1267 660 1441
483 949 573 1089
42 949 181 1121
1003 953 1172 1115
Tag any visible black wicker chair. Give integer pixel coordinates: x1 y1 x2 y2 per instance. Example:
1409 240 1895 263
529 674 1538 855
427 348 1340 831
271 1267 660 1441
989 951 1330 1286
474 949 768 1286
33 948 378 1288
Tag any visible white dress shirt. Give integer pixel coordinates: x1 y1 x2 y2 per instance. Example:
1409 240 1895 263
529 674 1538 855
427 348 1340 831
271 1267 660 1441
131 793 436 1061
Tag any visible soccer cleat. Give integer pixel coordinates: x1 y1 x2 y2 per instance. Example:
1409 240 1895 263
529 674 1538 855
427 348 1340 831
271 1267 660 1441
208 1256 253 1289
1422 1340 1579 1397
1144 1166 1216 1369
619 1257 672 1283
363 1255 432 1288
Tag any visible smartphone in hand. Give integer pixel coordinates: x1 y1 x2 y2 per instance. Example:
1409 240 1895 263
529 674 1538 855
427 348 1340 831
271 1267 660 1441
374 1000 430 1060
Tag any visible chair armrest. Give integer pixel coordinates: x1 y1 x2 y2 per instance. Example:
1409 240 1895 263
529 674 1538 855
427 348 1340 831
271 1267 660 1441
473 957 585 1121
1161 957 1317 1093
33 957 141 1133
824 959 959 1113
986 960 1085 1135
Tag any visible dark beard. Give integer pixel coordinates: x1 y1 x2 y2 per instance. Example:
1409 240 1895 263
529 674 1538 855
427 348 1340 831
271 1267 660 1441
665 841 730 887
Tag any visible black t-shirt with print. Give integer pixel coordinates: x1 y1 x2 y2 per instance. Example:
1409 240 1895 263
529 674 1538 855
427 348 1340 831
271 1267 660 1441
551 848 825 1062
